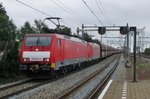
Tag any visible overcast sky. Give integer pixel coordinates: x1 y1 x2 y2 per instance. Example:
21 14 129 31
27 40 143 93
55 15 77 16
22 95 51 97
1 0 150 48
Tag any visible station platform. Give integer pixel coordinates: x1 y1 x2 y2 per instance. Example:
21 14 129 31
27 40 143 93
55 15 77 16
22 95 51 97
99 55 150 99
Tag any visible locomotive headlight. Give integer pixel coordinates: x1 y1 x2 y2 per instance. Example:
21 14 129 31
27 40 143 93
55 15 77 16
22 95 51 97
24 58 27 61
44 58 49 61
46 59 49 61
24 58 29 61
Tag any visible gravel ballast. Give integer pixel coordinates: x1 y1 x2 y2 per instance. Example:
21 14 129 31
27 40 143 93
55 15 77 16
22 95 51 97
69 60 118 99
11 55 116 99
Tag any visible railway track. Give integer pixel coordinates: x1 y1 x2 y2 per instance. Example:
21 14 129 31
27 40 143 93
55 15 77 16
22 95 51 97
0 55 119 99
0 78 32 90
57 55 120 99
88 58 119 99
0 62 98 99
0 79 52 99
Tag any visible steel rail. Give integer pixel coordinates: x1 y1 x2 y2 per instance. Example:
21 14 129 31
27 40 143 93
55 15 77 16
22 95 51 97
1 54 119 99
0 78 32 90
88 58 119 99
0 79 54 99
57 55 118 99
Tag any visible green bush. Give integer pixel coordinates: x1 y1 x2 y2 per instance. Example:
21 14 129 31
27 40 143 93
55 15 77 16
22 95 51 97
144 48 150 55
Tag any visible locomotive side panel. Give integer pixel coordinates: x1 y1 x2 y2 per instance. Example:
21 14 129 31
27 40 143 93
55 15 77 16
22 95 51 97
76 41 87 63
87 43 93 61
92 43 100 60
63 39 77 66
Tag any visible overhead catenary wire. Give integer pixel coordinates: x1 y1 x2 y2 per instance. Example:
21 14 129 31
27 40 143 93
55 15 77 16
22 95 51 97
94 0 114 37
95 0 111 25
50 0 83 26
82 0 104 26
81 0 115 39
15 0 114 36
98 0 113 24
15 0 72 28
51 0 90 25
16 0 50 17
56 0 94 25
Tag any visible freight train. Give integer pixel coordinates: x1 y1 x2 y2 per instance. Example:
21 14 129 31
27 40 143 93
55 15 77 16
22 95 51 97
19 33 120 77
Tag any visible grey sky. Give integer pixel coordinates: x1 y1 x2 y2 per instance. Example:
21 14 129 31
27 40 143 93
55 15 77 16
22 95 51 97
1 0 150 47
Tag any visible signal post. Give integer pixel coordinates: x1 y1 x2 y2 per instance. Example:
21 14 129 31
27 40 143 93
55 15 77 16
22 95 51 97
77 24 137 82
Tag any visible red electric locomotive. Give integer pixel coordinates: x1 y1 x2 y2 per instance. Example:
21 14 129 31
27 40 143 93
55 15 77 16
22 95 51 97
19 33 119 77
20 34 99 76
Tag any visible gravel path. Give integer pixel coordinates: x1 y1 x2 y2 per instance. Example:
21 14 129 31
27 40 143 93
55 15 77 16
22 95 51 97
11 55 116 99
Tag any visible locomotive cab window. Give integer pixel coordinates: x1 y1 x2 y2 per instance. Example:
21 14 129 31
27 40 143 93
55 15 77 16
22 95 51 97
25 36 51 46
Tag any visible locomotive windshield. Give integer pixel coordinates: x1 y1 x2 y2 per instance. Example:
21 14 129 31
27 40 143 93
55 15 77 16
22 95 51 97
25 36 51 46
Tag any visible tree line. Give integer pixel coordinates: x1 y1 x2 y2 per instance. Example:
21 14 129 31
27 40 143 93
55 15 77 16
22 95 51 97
0 3 19 77
0 3 72 78
17 20 71 41
0 3 100 78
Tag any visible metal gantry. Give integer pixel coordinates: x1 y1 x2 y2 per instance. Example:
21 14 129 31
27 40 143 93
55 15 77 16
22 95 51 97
77 24 137 82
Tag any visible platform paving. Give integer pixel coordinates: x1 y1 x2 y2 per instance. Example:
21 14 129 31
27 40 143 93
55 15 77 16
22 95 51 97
101 54 150 99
